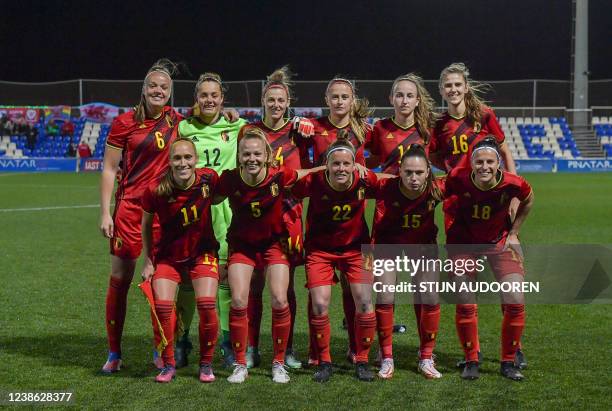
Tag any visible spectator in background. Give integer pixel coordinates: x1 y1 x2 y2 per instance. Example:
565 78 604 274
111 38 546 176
5 118 15 135
66 142 77 157
77 141 92 158
46 119 59 136
15 118 29 136
0 114 7 135
61 120 75 136
27 127 38 150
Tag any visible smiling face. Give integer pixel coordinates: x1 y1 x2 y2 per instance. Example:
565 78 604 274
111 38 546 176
143 72 171 112
170 140 197 186
391 80 420 122
440 72 468 108
196 81 224 118
325 82 354 119
263 87 289 124
471 148 500 187
326 149 355 186
239 136 268 178
399 155 429 193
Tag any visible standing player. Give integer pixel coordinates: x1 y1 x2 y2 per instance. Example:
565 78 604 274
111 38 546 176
371 144 443 380
99 59 181 373
445 137 534 381
291 131 378 383
242 66 314 370
177 73 248 368
368 73 437 174
297 77 373 364
140 138 220 383
431 62 525 368
214 128 317 384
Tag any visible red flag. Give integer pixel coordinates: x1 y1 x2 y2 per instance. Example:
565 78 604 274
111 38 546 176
138 281 168 354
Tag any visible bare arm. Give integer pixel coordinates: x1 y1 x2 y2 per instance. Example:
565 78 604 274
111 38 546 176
99 147 121 238
499 143 517 174
140 211 155 281
295 165 325 180
504 191 534 254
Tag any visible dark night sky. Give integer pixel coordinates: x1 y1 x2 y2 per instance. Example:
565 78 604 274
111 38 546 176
2 0 611 82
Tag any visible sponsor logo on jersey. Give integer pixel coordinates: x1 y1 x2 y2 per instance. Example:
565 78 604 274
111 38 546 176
464 192 471 198
386 133 394 139
191 136 199 142
392 201 400 207
322 130 328 136
321 194 329 200
202 184 210 199
167 197 176 203
270 182 279 197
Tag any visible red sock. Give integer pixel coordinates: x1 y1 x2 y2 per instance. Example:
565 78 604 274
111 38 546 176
455 304 479 362
375 304 394 359
272 305 291 364
247 294 263 348
311 314 331 363
286 282 297 350
501 304 521 350
354 312 376 363
105 276 131 354
342 288 356 354
155 300 175 367
414 303 423 341
307 293 318 362
501 304 525 362
197 297 218 365
419 304 440 360
230 307 248 365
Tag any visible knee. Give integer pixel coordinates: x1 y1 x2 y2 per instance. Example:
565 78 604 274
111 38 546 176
354 295 373 313
270 294 288 310
231 295 248 309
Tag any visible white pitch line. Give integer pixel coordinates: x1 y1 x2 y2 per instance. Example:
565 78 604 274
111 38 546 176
0 204 101 212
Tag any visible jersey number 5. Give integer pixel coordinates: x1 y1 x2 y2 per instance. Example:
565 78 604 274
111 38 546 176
250 201 262 218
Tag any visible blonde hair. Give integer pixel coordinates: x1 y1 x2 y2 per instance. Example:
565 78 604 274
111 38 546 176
238 127 277 168
155 138 197 197
391 73 438 144
326 77 372 144
135 58 177 124
326 129 356 162
439 62 490 125
263 65 293 101
194 72 226 99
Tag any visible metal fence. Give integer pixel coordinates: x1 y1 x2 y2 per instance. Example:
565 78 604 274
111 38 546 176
1 78 610 111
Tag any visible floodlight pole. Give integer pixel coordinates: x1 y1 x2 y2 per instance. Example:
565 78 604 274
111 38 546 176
571 0 589 127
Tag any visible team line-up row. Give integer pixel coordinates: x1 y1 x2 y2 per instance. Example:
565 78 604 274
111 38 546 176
98 59 533 384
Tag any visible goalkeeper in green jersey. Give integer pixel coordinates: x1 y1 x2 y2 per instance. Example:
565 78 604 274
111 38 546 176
175 72 247 368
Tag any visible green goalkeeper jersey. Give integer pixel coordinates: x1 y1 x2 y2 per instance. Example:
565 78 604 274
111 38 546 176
178 115 247 262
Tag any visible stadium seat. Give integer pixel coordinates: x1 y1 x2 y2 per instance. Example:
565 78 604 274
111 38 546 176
601 136 610 145
592 116 601 125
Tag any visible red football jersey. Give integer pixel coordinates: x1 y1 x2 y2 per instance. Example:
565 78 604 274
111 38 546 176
291 169 377 251
430 106 504 172
248 120 302 169
217 166 298 247
371 177 443 244
444 167 532 244
141 168 219 263
297 117 372 167
106 106 182 200
370 118 430 174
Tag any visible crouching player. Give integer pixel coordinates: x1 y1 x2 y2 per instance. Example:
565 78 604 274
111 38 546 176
214 127 319 384
140 138 220 383
371 144 443 379
444 137 534 381
291 131 378 383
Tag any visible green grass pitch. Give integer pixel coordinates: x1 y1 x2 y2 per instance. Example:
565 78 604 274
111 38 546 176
0 173 611 410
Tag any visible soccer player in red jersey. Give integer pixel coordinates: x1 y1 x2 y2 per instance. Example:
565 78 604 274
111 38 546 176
291 131 378 383
140 138 220 383
296 78 373 363
368 73 438 174
298 77 372 167
444 137 534 381
242 67 312 370
433 63 526 368
371 144 444 380
99 59 182 373
214 128 317 384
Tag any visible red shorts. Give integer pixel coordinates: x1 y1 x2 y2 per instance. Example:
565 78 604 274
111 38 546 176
448 245 525 279
228 241 289 270
153 251 220 282
282 201 304 267
305 249 373 289
110 198 160 259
